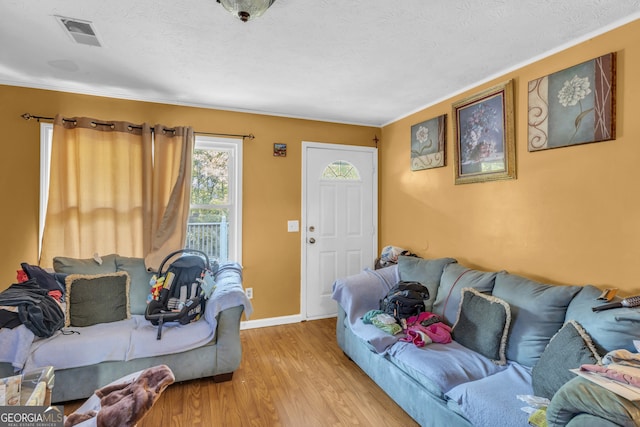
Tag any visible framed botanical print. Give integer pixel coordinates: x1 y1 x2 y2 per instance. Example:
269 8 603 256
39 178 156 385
411 114 446 171
452 80 516 185
528 52 616 151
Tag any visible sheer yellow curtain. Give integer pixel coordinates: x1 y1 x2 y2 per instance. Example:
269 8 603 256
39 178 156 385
143 126 194 270
40 115 153 266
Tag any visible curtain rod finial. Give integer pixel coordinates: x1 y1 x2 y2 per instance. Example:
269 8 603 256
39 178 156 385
247 134 255 140
21 113 32 121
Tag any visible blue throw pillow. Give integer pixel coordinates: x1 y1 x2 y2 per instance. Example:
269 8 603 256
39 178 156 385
492 272 581 367
565 285 640 354
433 263 498 326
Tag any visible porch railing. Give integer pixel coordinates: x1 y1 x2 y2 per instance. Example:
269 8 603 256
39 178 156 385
185 218 228 262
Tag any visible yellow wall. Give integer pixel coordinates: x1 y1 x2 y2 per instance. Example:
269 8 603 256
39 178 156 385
2 19 639 320
380 19 640 294
0 87 377 319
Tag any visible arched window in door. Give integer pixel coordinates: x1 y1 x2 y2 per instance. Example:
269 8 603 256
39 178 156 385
321 160 361 180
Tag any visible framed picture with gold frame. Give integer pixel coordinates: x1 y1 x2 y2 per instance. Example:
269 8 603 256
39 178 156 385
452 80 516 185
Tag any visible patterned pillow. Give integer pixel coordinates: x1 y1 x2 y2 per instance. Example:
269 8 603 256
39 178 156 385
452 287 511 365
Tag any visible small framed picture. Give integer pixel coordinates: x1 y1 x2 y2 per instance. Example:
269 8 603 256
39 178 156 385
411 114 446 171
273 143 287 157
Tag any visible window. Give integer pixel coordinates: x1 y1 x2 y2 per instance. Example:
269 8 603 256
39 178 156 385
321 160 360 180
39 123 54 255
187 136 242 263
40 126 242 263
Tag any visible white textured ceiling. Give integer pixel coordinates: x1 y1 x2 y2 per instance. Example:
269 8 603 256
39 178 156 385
1 1 639 126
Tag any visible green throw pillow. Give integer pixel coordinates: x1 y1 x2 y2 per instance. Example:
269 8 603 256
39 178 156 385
532 320 602 400
452 287 511 365
65 272 130 327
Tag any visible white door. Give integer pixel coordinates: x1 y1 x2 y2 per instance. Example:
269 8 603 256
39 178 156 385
302 142 377 319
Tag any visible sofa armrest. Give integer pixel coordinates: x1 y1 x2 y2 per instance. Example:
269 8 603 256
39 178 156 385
331 265 399 323
214 305 244 374
547 377 640 427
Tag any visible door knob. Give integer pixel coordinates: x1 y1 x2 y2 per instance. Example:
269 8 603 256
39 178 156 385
308 237 316 244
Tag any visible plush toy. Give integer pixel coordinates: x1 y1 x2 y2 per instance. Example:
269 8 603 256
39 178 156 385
64 365 175 427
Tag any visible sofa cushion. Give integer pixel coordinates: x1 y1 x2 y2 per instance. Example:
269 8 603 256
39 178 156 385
115 256 155 315
386 340 507 396
433 263 497 326
492 272 581 367
65 272 130 327
24 317 137 371
397 256 457 311
54 254 118 275
445 363 533 427
452 288 511 365
532 320 601 400
565 285 640 354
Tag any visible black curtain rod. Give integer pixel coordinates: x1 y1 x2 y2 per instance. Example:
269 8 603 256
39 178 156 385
21 113 255 140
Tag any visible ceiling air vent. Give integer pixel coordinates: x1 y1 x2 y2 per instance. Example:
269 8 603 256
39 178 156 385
56 16 101 47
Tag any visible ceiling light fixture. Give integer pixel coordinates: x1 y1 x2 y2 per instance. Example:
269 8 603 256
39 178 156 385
217 0 276 22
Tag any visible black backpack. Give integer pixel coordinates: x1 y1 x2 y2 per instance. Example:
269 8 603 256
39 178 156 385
380 281 430 320
145 249 217 340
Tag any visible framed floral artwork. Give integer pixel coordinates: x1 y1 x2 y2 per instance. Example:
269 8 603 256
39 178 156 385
452 80 516 185
410 114 446 171
528 53 616 151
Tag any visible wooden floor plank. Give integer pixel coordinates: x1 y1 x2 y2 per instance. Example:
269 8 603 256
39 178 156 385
64 318 418 426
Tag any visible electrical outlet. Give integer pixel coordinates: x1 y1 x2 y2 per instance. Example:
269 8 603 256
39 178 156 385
245 287 253 299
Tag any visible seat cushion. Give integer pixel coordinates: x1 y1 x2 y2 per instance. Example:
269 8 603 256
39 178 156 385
446 363 533 427
386 340 507 396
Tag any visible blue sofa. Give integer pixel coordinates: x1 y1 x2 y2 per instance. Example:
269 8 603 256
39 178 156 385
332 256 640 427
0 254 251 403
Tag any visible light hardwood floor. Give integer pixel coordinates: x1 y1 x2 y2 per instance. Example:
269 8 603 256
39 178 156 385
64 318 418 426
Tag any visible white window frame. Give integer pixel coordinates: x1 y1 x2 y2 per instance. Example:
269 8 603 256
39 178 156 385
192 135 243 264
39 123 53 256
39 125 243 263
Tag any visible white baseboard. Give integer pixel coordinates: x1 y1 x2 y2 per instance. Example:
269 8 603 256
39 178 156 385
240 314 303 330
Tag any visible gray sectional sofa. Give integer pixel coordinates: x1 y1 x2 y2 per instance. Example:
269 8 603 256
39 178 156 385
0 254 251 403
332 256 640 427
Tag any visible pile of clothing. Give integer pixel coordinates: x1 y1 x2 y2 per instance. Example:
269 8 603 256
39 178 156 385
362 309 452 347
